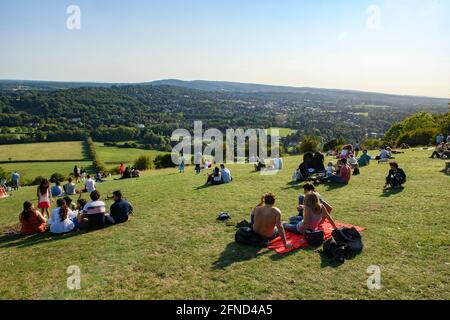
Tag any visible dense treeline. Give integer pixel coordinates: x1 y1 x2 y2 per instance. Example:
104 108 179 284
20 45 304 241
0 85 448 150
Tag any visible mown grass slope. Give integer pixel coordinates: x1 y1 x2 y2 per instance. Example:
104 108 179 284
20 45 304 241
94 142 165 169
0 149 448 300
0 141 85 161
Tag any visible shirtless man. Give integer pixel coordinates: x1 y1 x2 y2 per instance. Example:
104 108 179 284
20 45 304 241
251 193 292 249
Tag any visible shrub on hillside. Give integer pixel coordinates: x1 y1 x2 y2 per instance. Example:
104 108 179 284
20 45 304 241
93 160 107 173
153 154 176 169
323 137 345 152
50 173 67 183
363 139 383 150
134 155 152 171
0 166 6 179
384 112 439 145
395 128 436 147
299 136 320 154
30 176 46 186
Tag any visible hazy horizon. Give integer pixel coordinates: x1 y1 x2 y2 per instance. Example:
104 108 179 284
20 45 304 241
1 0 449 99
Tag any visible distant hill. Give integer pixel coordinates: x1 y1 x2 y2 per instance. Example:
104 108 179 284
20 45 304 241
1 79 448 110
0 80 114 91
149 79 449 108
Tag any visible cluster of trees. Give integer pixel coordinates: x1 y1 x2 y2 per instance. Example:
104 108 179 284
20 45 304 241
384 112 450 147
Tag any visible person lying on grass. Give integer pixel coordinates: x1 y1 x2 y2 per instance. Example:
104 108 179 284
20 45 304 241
430 142 450 159
384 162 406 190
19 201 47 235
283 192 337 235
250 193 292 249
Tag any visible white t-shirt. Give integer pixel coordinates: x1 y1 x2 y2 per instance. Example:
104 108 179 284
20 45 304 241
49 207 76 234
85 179 96 192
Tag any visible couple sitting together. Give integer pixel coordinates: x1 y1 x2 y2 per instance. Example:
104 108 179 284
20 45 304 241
205 164 232 185
249 184 337 249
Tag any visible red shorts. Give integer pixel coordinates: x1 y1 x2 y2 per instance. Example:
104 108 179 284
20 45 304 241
38 202 50 209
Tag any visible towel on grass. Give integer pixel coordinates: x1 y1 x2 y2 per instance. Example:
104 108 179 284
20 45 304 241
268 221 365 254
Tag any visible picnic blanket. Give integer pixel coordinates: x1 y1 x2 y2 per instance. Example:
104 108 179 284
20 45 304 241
268 221 366 254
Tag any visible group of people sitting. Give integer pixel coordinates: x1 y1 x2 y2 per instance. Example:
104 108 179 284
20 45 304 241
254 157 283 172
44 175 97 201
294 151 354 185
19 190 133 235
246 185 338 249
115 165 140 180
430 142 450 159
205 164 232 185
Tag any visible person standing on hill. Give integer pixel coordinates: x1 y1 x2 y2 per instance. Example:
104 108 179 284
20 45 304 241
179 154 186 173
194 152 202 174
37 179 52 219
436 133 445 146
119 163 125 177
354 140 361 157
12 171 20 190
74 165 80 183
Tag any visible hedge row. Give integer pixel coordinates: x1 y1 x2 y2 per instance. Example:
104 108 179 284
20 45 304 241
86 137 107 173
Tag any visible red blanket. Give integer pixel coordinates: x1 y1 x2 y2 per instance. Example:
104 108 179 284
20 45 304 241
268 221 365 254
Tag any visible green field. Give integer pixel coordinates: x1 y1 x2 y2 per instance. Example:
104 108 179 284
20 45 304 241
0 141 86 162
94 142 166 169
0 161 93 183
266 127 296 137
0 149 448 299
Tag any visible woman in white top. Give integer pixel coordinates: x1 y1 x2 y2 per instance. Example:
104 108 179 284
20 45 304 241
48 198 77 234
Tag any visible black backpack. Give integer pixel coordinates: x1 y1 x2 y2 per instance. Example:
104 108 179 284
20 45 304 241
235 227 269 247
304 229 324 246
321 227 363 263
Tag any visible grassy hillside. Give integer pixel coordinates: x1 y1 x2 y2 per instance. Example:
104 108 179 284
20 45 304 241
0 149 448 299
0 141 85 162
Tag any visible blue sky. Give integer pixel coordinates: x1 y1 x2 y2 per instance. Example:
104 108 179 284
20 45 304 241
0 0 449 97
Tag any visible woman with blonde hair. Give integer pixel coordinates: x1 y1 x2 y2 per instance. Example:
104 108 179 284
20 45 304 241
283 192 337 234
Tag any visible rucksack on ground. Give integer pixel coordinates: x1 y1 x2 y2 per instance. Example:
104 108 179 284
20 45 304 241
235 227 268 247
320 227 363 263
304 229 324 246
